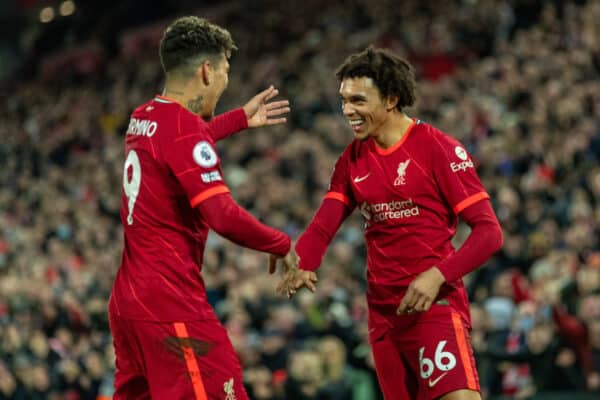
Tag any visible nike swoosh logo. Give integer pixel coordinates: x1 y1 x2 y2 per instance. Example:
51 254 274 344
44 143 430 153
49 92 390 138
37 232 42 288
353 173 370 183
428 372 448 388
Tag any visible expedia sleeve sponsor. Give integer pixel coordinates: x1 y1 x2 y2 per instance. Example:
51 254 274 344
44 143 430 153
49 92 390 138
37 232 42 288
127 118 158 137
432 133 488 214
450 159 474 172
449 145 474 172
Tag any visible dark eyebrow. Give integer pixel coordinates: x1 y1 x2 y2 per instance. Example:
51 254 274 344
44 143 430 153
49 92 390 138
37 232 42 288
340 94 367 102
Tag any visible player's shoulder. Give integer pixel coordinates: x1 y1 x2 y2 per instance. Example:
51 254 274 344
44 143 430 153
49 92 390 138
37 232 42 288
427 121 459 142
139 96 211 140
129 96 182 123
414 119 463 148
412 119 442 138
126 98 164 139
130 98 155 116
177 107 210 134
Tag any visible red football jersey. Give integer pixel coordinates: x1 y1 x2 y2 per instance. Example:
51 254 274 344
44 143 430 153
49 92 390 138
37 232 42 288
326 120 489 330
109 96 247 322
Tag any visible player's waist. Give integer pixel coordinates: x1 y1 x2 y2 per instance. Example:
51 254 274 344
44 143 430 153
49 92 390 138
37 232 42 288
365 239 456 269
366 283 471 336
366 280 464 306
365 233 454 256
109 297 218 322
365 259 442 281
124 228 207 253
110 276 216 322
121 244 204 269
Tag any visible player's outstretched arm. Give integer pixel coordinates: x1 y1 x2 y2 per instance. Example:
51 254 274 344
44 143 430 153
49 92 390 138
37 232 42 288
198 192 291 257
294 197 351 270
275 197 351 298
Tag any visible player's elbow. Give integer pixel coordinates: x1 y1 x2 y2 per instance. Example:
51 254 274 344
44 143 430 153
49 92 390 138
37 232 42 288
205 211 235 236
489 221 504 254
206 217 227 235
198 195 239 236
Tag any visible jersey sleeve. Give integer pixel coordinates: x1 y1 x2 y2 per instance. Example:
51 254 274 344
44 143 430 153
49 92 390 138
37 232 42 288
325 147 356 209
163 112 229 207
431 132 489 214
296 197 352 271
207 108 248 142
198 193 291 256
436 199 503 282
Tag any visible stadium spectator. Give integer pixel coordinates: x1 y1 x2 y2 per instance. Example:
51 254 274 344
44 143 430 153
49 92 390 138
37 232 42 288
0 0 598 398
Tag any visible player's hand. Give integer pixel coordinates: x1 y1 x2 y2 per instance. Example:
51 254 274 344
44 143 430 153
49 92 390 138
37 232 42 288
243 86 290 128
268 248 299 275
397 267 446 315
277 267 318 299
272 251 317 299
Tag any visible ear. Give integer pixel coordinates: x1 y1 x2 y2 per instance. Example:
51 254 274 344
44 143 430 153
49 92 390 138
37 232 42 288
385 96 399 112
200 60 212 85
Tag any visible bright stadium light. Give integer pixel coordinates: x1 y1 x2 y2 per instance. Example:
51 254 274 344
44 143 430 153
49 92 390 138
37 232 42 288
59 0 76 17
39 6 55 23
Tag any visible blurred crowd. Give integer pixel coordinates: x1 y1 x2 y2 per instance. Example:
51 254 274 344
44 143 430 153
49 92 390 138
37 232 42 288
1 0 599 399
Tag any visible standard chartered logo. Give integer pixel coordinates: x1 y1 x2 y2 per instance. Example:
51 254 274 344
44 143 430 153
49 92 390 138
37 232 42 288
360 198 420 223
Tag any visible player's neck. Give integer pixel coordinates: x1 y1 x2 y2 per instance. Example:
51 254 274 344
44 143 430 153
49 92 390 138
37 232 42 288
162 89 189 108
162 82 206 115
373 113 414 149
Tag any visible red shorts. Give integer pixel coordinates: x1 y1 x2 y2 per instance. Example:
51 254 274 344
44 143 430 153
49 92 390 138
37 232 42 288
370 303 480 400
109 312 248 400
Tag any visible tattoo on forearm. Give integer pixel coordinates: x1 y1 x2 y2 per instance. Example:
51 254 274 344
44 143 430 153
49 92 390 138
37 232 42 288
187 95 204 113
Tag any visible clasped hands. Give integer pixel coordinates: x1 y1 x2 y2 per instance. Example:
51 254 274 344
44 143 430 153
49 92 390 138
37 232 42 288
269 250 317 299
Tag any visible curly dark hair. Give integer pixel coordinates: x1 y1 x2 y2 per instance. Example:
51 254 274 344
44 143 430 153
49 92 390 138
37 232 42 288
335 46 417 111
159 16 237 77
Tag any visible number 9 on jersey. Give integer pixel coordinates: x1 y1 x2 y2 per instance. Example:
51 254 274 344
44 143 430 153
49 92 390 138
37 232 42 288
123 150 142 225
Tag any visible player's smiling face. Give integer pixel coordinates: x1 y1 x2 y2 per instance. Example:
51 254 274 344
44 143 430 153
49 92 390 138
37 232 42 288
339 77 388 140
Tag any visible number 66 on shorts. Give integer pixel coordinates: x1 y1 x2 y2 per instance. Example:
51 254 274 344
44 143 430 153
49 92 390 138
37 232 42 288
371 307 480 400
419 340 457 379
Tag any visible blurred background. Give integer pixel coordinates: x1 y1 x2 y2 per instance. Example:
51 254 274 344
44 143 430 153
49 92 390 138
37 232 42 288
1 0 599 399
